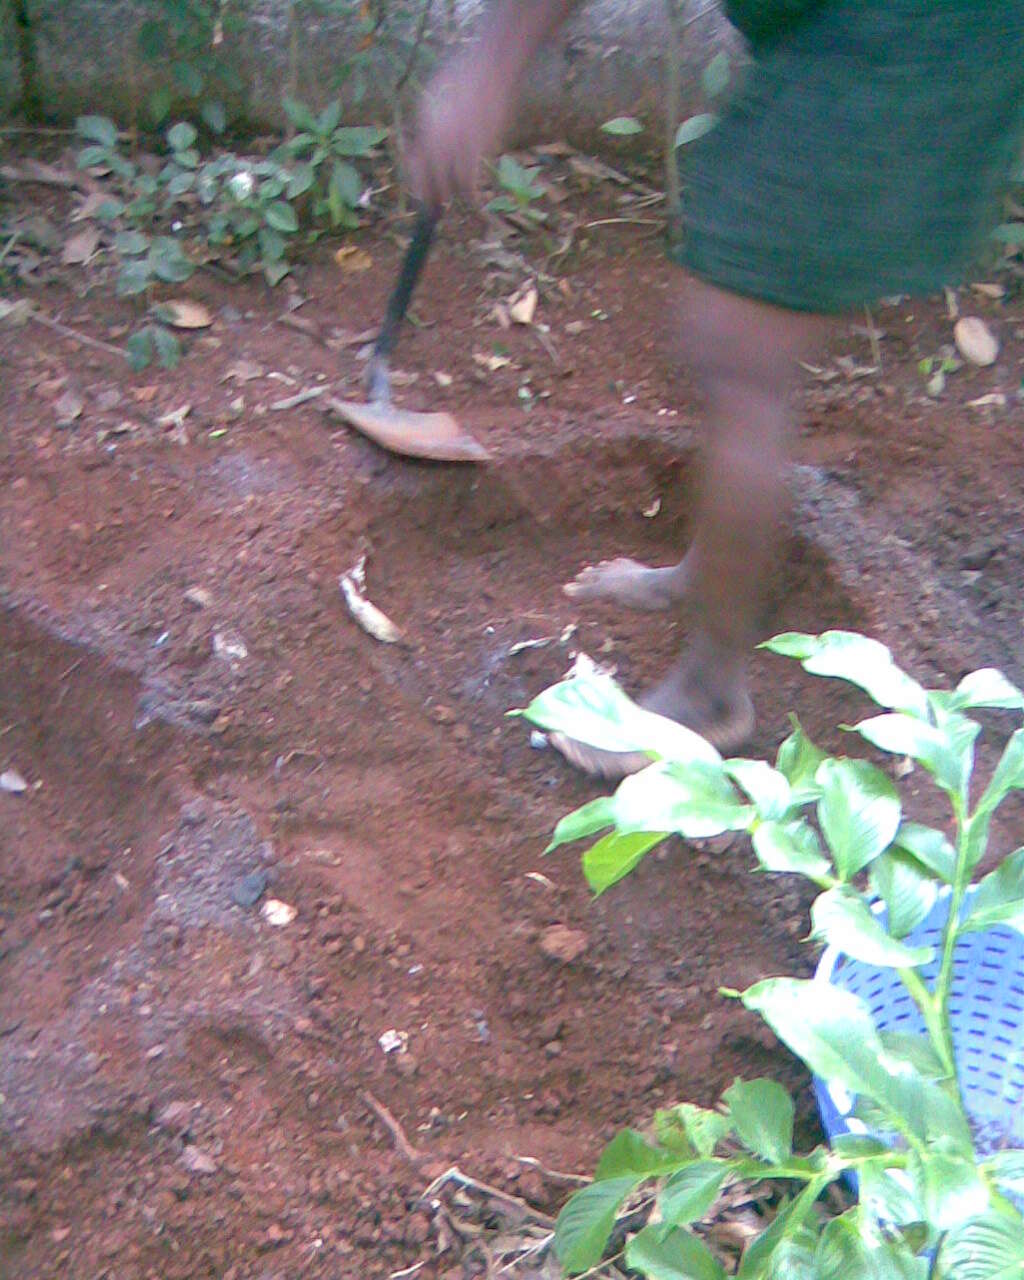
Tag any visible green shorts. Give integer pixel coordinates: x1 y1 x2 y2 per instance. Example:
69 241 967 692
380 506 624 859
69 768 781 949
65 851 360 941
672 0 1024 312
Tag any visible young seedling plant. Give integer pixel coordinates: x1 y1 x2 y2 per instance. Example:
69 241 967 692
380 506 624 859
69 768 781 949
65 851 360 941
517 631 1024 1278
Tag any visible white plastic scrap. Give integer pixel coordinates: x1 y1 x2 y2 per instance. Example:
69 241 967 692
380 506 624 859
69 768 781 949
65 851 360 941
378 1028 409 1055
340 557 403 645
0 769 28 795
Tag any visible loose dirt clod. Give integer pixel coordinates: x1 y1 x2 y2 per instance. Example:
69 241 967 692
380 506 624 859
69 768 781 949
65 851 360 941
539 925 589 964
180 1145 218 1176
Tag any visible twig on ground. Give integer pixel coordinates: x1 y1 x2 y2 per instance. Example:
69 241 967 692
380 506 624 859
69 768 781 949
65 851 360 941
29 310 129 362
419 1165 557 1229
361 1089 429 1168
513 1154 590 1186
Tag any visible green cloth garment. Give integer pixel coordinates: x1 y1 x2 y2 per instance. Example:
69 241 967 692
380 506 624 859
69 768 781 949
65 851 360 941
673 0 1024 313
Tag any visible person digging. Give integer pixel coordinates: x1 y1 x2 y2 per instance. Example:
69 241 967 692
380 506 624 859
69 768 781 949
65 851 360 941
406 0 1024 779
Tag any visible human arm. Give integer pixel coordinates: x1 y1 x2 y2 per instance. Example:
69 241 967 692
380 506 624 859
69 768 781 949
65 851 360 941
406 0 584 211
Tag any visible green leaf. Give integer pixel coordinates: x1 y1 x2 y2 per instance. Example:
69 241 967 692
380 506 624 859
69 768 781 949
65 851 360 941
611 760 754 840
137 18 166 60
764 631 929 719
331 125 388 156
258 226 287 262
595 1129 682 1181
518 669 723 766
960 847 1024 935
978 728 1024 818
201 100 227 134
172 60 203 97
659 1162 729 1226
948 667 1024 712
737 1182 826 1279
857 1158 925 1226
166 170 196 197
741 978 894 1105
148 237 193 283
775 720 828 804
316 99 343 136
148 86 173 126
76 144 110 170
263 260 290 287
853 712 971 796
702 52 731 97
626 1225 726 1280
724 1079 794 1164
817 758 901 880
76 114 118 147
547 797 616 851
814 1211 883 1280
283 97 318 132
893 822 957 883
263 201 299 233
725 760 791 819
878 1031 945 1079
764 1234 818 1280
911 1151 989 1230
675 113 718 146
869 849 939 939
657 1104 732 1159
753 819 831 879
116 259 153 296
582 830 666 895
940 1213 1024 1279
167 121 197 151
150 325 181 369
114 230 150 256
554 1177 635 1274
330 160 364 208
601 116 644 136
286 163 316 198
812 886 933 967
124 328 154 371
989 1149 1024 1197
993 222 1024 247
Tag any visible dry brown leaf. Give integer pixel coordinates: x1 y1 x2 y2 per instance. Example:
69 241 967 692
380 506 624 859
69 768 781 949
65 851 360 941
509 284 538 326
162 299 214 330
954 316 999 366
62 226 100 266
433 371 453 388
971 282 1006 300
54 390 84 424
334 246 373 273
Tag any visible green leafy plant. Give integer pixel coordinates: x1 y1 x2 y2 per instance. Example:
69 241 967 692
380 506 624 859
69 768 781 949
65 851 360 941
487 154 548 223
518 631 1024 1277
276 97 386 230
136 0 242 132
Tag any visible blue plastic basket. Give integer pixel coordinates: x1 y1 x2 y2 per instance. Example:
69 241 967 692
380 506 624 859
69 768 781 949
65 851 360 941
814 891 1024 1205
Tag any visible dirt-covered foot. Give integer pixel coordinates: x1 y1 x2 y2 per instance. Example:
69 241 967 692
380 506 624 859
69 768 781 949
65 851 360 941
548 654 754 780
562 558 690 612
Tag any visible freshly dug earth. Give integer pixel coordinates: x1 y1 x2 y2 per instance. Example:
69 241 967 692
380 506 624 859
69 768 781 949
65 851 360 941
1 155 1023 1279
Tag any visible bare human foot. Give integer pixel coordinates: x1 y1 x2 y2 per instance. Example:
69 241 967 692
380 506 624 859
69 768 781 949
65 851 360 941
547 648 754 780
562 556 691 612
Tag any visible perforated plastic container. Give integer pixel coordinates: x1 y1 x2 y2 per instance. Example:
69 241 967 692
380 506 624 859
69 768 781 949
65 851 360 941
814 891 1024 1204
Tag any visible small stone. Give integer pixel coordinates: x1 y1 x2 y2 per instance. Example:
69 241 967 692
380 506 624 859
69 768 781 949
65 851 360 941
543 1040 562 1058
184 586 213 609
539 925 589 964
261 899 296 927
231 871 269 908
155 1101 193 1134
536 1014 565 1043
0 770 28 795
180 1145 217 1176
954 316 999 366
394 1053 419 1078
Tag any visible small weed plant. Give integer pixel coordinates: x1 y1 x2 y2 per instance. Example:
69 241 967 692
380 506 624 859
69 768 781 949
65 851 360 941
488 155 548 223
519 631 1024 1278
72 104 385 363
